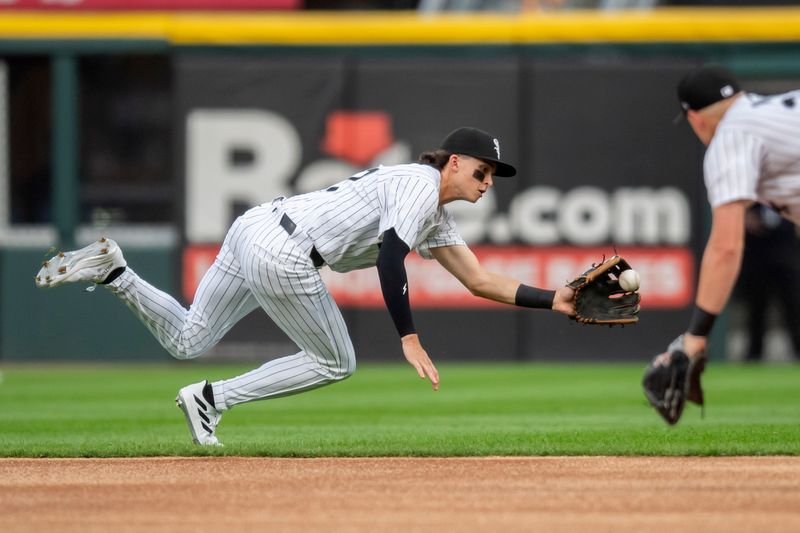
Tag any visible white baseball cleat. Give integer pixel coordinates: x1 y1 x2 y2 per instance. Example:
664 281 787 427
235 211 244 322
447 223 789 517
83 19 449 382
176 381 223 446
34 237 127 289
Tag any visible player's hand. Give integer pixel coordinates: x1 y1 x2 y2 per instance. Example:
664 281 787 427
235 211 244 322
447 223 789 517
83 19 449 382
552 286 576 317
401 334 440 391
683 333 707 358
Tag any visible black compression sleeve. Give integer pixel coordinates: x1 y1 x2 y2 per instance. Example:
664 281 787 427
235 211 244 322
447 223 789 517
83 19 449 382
376 228 416 337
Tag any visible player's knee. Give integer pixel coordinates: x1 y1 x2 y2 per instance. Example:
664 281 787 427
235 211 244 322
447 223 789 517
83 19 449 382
168 344 205 360
336 359 356 381
339 343 357 380
317 344 356 381
168 330 214 360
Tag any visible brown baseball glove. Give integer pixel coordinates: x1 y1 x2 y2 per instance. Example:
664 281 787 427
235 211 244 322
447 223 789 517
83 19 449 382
566 255 641 325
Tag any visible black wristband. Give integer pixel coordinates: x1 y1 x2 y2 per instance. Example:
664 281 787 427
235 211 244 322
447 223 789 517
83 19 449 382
687 304 717 336
515 284 556 310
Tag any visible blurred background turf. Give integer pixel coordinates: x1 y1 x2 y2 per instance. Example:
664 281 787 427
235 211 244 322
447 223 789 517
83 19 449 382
0 362 798 457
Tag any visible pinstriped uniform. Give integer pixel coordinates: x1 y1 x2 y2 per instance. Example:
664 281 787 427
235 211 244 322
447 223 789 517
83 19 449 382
704 91 800 223
283 164 464 269
107 163 464 411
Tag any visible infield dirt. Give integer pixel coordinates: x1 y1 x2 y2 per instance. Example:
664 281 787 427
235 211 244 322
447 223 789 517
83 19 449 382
1 456 799 532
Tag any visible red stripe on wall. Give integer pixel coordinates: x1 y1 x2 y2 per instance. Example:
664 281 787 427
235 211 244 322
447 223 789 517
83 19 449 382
184 245 694 309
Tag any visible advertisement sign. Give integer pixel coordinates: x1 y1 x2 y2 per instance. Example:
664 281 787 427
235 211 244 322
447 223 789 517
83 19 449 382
184 245 693 309
176 55 703 359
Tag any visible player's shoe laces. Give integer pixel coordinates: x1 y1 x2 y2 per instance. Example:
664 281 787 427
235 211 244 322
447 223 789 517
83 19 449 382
176 381 223 446
34 237 126 289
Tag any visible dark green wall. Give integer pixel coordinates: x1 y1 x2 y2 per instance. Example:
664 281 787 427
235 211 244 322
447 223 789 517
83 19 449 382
1 247 177 361
3 39 800 361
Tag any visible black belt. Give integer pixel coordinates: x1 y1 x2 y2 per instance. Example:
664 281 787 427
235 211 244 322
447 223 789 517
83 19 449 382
279 213 325 268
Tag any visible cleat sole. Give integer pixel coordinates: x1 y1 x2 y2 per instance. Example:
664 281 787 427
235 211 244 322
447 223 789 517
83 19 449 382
176 394 201 445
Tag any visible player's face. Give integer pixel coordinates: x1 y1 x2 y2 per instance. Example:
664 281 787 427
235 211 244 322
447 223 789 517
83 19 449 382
455 155 495 202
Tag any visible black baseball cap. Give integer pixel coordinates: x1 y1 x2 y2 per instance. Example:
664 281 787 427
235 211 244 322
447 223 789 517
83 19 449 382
439 127 517 177
677 66 741 114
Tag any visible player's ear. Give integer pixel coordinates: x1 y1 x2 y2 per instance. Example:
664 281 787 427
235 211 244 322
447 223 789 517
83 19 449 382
686 109 701 128
686 110 708 143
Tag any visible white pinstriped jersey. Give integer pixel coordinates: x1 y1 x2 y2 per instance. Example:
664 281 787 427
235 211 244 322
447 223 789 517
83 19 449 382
704 90 800 224
282 163 465 273
94 156 478 430
102 162 465 421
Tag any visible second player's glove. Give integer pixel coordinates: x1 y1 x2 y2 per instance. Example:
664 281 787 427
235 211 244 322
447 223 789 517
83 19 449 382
566 255 640 325
642 334 707 425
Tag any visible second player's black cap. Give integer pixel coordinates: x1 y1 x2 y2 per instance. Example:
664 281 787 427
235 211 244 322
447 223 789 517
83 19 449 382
677 65 741 115
439 127 517 177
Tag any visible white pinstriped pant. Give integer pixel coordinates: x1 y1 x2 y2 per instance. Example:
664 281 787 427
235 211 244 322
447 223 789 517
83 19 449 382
107 203 356 411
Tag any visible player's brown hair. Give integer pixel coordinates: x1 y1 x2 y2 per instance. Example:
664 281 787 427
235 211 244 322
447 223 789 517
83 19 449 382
417 149 451 170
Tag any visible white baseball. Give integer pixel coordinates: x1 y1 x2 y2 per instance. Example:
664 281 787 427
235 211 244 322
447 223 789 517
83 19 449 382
618 269 640 292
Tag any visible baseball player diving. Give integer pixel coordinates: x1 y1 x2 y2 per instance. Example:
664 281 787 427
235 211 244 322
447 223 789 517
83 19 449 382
36 127 638 446
643 66 800 424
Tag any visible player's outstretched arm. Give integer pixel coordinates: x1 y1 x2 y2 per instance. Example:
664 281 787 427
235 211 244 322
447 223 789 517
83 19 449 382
681 200 749 355
642 201 747 424
692 200 749 316
431 244 565 312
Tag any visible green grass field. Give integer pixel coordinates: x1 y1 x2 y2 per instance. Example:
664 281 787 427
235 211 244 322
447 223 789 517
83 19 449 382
0 362 798 457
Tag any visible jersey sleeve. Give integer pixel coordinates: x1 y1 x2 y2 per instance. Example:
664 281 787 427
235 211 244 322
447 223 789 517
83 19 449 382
703 127 762 207
378 175 440 249
415 209 466 260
